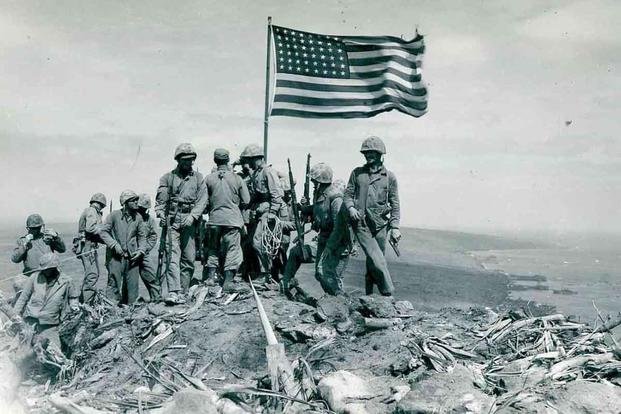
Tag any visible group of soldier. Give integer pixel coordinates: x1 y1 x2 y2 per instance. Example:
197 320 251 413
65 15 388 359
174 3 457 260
9 135 401 350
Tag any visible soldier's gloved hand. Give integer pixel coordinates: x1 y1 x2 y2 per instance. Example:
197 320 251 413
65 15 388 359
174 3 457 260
44 228 58 238
130 251 144 263
348 207 361 222
113 245 124 257
390 228 402 243
24 234 34 243
181 215 195 228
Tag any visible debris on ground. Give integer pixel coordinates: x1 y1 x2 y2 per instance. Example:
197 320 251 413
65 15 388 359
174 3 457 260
0 280 619 413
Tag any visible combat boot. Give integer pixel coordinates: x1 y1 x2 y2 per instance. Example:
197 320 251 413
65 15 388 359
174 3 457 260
203 267 218 286
222 270 235 293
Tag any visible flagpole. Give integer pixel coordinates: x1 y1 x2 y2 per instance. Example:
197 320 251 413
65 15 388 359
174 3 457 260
263 16 272 160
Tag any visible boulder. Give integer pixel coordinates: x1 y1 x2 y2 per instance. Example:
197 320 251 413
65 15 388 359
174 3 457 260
395 364 494 413
357 296 396 318
318 370 372 413
152 388 219 414
546 381 621 414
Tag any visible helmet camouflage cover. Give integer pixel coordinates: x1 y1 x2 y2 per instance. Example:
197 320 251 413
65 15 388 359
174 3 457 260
240 144 264 158
309 162 333 184
119 190 139 205
360 136 387 154
26 214 44 228
174 143 197 160
138 193 151 209
89 193 107 207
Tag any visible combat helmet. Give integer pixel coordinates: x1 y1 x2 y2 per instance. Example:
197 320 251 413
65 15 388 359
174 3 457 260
26 214 44 228
39 252 60 270
138 193 151 209
174 143 197 160
240 144 264 159
360 136 386 154
309 163 333 184
90 193 107 207
119 190 139 205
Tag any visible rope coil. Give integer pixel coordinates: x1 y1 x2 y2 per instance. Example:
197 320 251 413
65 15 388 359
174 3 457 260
261 215 283 258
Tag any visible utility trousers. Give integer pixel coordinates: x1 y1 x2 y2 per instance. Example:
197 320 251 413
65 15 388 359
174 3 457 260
80 241 101 303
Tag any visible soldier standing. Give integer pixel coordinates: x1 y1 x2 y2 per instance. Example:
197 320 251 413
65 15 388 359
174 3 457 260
77 193 107 303
343 136 401 296
200 149 250 291
281 163 348 296
11 214 66 292
137 194 162 302
233 157 259 281
241 144 287 286
99 190 147 305
155 143 208 304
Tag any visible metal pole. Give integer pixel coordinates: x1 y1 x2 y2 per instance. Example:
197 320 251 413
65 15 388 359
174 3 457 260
263 16 272 160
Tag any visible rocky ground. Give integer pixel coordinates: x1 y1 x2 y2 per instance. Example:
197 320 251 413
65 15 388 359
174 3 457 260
1 277 620 414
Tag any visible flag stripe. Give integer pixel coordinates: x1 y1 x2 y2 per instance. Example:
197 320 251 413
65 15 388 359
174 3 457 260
271 102 426 117
349 54 423 68
274 87 427 102
345 44 425 54
273 94 428 110
276 73 425 90
343 35 424 47
348 49 423 62
349 68 421 82
350 60 420 75
275 79 427 96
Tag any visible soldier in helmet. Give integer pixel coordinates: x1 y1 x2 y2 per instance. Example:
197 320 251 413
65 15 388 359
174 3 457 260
13 252 79 353
76 193 107 303
155 143 208 304
281 163 348 297
233 156 259 281
240 144 288 286
11 214 66 292
137 194 162 302
198 149 250 292
99 190 147 305
343 136 401 296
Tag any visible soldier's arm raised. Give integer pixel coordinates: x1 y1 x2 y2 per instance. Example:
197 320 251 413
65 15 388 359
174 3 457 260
11 239 28 263
51 233 66 253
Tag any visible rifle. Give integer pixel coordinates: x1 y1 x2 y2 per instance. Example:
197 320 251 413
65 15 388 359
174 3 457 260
287 158 309 261
303 154 311 222
156 184 173 282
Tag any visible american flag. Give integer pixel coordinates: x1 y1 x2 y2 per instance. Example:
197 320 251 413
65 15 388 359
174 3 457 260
270 25 427 119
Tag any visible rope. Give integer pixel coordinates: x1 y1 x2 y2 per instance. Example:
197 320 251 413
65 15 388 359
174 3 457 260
0 245 107 284
261 215 283 258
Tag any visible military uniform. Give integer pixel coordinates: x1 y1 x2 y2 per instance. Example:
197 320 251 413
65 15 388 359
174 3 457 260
77 193 106 303
249 162 287 276
282 164 348 295
204 164 250 273
141 212 162 301
99 192 147 305
13 253 78 352
343 137 400 296
11 214 66 292
155 167 208 294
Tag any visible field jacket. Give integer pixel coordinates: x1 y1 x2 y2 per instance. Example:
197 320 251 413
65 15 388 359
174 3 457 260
343 164 400 231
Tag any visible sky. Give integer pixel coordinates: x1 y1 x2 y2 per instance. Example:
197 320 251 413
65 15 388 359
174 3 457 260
0 0 619 235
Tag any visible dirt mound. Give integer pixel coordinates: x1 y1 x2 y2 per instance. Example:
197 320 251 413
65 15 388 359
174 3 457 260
1 279 620 413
